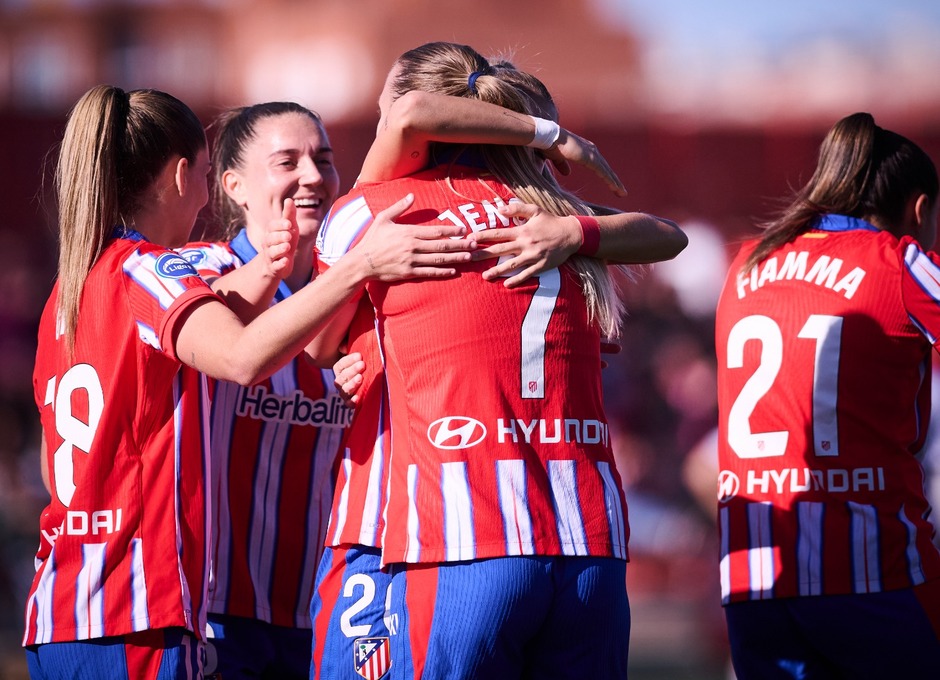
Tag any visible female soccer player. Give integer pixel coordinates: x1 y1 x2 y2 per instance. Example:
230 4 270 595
715 112 940 678
314 42 686 679
24 84 472 680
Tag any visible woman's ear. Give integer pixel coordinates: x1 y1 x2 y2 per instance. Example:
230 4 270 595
174 156 190 197
914 193 931 226
221 169 247 207
912 192 938 250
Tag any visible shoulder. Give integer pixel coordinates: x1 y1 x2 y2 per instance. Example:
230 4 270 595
177 240 240 277
316 189 373 265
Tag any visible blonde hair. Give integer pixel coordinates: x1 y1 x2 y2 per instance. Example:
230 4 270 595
392 42 625 338
54 85 205 351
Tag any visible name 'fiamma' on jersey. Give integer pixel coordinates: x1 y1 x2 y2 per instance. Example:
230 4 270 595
736 251 867 300
237 386 353 428
436 197 523 234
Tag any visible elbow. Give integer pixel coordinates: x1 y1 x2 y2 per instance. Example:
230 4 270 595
389 91 434 135
223 354 272 388
661 221 689 260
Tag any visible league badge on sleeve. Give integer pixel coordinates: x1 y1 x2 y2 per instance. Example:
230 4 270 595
154 252 199 279
354 637 391 680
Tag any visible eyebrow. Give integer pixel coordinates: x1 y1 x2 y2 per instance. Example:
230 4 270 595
268 146 333 158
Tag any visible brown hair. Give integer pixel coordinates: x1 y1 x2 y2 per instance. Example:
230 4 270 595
54 85 205 351
744 112 938 272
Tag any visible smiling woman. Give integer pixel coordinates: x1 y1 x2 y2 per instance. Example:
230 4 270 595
178 102 347 680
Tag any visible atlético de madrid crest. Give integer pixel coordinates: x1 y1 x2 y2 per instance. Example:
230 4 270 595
354 637 391 680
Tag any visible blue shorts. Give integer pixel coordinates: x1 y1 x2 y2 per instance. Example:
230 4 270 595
388 555 630 680
311 545 395 680
725 580 940 679
204 613 310 680
26 627 200 680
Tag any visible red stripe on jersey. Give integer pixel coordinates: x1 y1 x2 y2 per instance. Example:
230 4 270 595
403 565 439 679
325 298 390 549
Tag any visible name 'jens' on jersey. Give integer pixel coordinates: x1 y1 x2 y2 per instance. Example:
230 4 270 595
735 250 867 300
435 196 524 234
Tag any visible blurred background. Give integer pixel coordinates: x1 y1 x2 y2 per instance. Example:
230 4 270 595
1 1 940 678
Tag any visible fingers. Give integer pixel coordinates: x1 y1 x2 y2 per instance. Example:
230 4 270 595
332 353 365 405
373 192 415 224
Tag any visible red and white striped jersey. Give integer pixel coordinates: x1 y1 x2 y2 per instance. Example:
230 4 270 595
317 166 629 566
715 215 940 604
322 296 390 550
181 231 352 628
26 231 219 645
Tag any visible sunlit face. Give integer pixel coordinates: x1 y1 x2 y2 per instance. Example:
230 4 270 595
226 112 340 241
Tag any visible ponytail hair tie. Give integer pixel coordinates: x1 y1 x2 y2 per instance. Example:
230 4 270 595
467 71 483 94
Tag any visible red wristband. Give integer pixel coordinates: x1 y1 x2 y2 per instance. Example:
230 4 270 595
575 215 600 256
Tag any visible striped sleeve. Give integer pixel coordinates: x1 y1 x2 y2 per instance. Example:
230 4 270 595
178 241 240 278
315 193 373 269
122 246 219 357
901 241 940 345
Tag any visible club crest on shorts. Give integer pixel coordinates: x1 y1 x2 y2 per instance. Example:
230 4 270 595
354 636 391 680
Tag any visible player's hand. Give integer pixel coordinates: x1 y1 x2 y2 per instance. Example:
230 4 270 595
262 199 300 279
354 193 474 282
542 129 627 198
333 352 365 406
471 202 580 288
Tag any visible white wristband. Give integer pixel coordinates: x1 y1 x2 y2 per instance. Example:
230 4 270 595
528 116 561 150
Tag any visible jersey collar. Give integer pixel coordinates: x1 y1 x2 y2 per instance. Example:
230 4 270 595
230 228 294 301
814 214 880 233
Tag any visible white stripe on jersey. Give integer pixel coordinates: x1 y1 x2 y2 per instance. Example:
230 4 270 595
358 413 387 547
404 465 421 562
316 196 372 266
496 459 535 556
747 501 774 599
719 506 731 603
75 543 106 640
598 461 628 559
209 379 237 613
25 554 56 644
136 321 162 350
172 373 195 624
248 366 295 619
904 244 940 344
520 269 560 400
796 501 823 596
331 453 353 545
442 462 475 562
130 537 150 631
899 504 926 586
548 460 589 555
849 502 881 593
297 368 344 625
124 250 191 311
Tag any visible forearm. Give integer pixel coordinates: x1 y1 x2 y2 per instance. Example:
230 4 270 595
360 91 543 182
208 256 282 322
176 253 370 385
591 212 688 264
